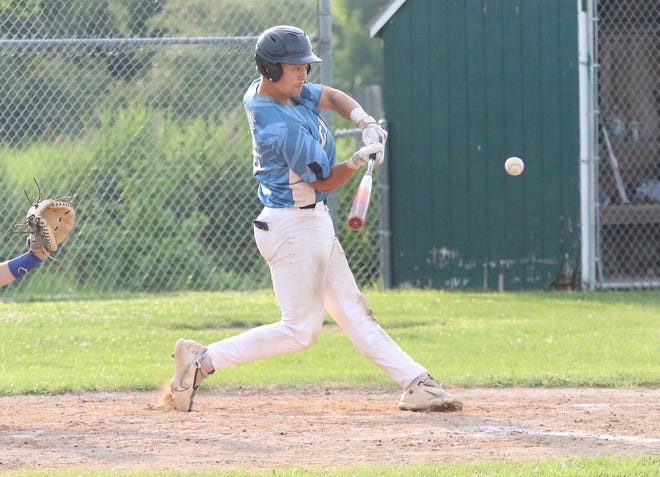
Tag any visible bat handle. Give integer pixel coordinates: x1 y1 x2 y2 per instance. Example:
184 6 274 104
366 153 376 175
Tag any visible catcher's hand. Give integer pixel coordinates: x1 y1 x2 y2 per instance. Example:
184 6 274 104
24 187 76 253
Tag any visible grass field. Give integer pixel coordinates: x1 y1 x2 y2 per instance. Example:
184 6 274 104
1 289 658 475
5 456 660 476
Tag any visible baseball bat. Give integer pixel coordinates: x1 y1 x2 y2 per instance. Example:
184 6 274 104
347 154 376 231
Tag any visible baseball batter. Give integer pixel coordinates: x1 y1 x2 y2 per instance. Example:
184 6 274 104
169 25 463 413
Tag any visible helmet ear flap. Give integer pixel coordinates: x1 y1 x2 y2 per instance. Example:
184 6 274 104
256 58 283 82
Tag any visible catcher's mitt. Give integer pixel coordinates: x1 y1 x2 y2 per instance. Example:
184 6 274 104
24 187 76 253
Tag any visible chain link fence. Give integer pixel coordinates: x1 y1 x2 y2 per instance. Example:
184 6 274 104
596 0 659 287
0 0 384 301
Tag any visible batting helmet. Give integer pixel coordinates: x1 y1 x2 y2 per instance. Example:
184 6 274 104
255 25 322 82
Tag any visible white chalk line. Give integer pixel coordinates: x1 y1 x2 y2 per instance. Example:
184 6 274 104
466 424 660 445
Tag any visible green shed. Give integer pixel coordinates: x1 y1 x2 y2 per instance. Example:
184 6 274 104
370 0 582 290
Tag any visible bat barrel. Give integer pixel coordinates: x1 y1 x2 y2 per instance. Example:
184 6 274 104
347 217 364 230
347 174 373 231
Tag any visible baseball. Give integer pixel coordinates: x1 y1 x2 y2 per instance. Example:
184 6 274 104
505 156 524 176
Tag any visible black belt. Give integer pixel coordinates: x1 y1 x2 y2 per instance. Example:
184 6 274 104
300 199 326 209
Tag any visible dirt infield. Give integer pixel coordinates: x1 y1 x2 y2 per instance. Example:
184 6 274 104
1 387 658 473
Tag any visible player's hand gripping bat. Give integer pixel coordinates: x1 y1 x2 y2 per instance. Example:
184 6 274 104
347 154 376 231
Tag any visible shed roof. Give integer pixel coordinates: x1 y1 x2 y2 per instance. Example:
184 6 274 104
369 0 408 38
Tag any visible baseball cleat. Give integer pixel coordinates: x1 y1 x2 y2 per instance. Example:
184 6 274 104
169 338 214 412
398 373 463 412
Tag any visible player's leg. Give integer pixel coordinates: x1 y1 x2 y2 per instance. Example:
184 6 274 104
323 238 462 412
170 208 332 410
322 238 425 385
205 207 331 366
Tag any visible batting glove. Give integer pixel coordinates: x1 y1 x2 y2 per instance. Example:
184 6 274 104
345 143 384 169
350 107 388 147
361 120 388 147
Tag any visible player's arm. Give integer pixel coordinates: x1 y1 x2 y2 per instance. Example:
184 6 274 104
309 162 357 193
318 86 388 149
0 249 47 288
317 85 361 120
310 143 384 194
305 87 386 193
0 181 77 288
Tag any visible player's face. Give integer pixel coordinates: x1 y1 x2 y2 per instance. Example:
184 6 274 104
279 63 309 98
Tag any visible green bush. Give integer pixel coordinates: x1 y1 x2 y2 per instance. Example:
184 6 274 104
65 105 264 292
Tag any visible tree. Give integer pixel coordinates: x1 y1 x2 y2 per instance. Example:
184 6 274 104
331 0 387 94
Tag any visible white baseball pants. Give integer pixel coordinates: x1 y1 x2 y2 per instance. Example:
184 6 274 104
205 202 426 388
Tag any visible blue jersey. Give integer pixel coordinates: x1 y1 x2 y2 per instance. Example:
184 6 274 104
243 79 336 208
